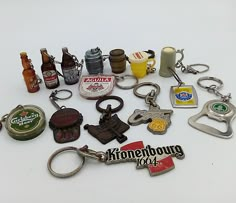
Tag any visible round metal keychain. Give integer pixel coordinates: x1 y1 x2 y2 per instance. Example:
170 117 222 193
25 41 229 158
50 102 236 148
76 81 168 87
49 89 83 143
0 105 46 140
188 76 236 138
128 82 173 134
84 95 130 144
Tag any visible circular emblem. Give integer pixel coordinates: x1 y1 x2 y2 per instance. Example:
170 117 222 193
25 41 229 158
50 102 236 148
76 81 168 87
175 91 192 101
148 118 168 134
211 102 229 114
5 105 46 141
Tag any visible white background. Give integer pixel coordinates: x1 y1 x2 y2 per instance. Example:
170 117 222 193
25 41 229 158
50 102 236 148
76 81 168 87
0 0 236 202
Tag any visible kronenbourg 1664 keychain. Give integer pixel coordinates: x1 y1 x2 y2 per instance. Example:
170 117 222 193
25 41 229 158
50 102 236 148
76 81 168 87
49 89 83 143
128 82 173 134
84 95 130 144
47 141 185 178
0 105 46 140
159 47 209 108
188 76 236 138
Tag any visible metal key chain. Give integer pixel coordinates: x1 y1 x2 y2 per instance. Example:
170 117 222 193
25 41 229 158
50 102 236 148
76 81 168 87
47 141 185 178
49 89 83 143
188 76 236 138
128 82 173 134
84 95 130 144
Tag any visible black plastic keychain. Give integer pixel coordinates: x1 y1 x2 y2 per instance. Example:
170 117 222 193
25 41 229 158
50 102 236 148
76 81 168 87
49 89 83 143
84 95 130 144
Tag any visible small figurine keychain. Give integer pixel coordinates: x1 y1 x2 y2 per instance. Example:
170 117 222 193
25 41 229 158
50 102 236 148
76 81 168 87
49 89 83 143
84 95 130 144
159 47 209 108
47 141 185 178
0 105 46 141
188 76 236 138
128 82 173 134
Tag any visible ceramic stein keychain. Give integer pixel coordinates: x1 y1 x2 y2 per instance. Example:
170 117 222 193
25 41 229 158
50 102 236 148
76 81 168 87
84 95 130 144
159 47 209 108
0 105 46 140
128 82 173 134
188 76 236 138
49 89 83 143
47 141 185 178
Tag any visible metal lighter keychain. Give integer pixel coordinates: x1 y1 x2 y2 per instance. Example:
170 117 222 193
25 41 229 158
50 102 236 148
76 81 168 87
47 141 185 178
128 82 173 134
188 76 236 138
49 89 83 143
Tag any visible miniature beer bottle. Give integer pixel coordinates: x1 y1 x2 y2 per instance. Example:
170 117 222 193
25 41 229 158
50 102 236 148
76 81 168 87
61 47 79 85
20 52 40 93
40 48 60 89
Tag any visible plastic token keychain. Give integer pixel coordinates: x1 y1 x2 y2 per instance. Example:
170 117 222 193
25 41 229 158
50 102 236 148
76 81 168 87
79 74 138 99
128 82 173 134
0 105 46 140
49 89 83 143
47 141 185 178
188 76 236 138
84 95 130 144
159 48 209 108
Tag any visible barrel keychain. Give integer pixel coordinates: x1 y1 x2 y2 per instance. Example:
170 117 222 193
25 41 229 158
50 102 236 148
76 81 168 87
49 89 83 143
0 105 46 141
159 47 209 108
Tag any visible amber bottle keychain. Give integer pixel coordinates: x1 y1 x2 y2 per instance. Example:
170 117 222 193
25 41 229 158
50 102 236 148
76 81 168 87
49 89 83 143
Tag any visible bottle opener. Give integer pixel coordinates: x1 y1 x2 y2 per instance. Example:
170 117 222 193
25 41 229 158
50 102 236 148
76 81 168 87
188 76 236 138
128 82 173 134
47 141 185 178
79 75 115 99
84 95 130 144
49 89 83 143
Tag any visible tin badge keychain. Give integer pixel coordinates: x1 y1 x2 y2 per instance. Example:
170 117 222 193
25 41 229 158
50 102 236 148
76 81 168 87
188 76 236 138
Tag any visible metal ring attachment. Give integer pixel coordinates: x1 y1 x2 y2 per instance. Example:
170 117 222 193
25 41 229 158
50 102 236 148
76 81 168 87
50 89 73 100
115 75 138 90
47 146 85 178
133 82 160 98
96 95 124 113
197 76 223 90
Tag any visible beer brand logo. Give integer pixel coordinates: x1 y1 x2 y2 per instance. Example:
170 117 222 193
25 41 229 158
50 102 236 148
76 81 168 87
175 91 192 101
10 110 41 131
84 77 112 82
87 83 104 92
106 141 184 176
212 103 229 113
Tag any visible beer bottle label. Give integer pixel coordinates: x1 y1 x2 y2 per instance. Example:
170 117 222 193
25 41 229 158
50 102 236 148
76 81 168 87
24 75 40 92
43 70 58 87
62 66 79 84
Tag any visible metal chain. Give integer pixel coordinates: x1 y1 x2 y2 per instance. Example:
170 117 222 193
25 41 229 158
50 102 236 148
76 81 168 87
145 90 158 107
205 85 232 102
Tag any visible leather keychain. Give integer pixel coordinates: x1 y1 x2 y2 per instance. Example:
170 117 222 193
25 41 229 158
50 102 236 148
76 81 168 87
49 89 83 143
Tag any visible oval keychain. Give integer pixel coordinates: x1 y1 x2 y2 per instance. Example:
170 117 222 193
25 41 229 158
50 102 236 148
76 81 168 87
49 89 83 143
0 105 46 141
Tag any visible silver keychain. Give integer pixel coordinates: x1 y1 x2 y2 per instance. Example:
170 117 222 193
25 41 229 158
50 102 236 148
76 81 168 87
169 49 209 108
188 76 236 138
128 82 173 134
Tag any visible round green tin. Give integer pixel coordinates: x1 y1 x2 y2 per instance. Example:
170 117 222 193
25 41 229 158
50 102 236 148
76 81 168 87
5 105 46 141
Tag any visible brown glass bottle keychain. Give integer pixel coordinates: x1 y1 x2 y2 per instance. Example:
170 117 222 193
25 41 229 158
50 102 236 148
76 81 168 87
49 89 83 143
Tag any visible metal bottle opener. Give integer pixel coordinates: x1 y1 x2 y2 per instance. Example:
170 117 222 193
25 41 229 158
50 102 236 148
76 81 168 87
188 76 236 138
128 82 173 134
49 89 83 143
47 141 185 178
84 95 130 144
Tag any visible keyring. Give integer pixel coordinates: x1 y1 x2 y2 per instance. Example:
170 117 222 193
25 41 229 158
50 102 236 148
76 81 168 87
197 76 223 90
50 89 73 100
47 146 85 178
96 96 124 113
115 75 138 90
133 82 160 98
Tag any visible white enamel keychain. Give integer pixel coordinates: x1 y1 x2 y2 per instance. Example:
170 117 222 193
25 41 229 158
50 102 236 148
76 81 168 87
188 76 236 138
